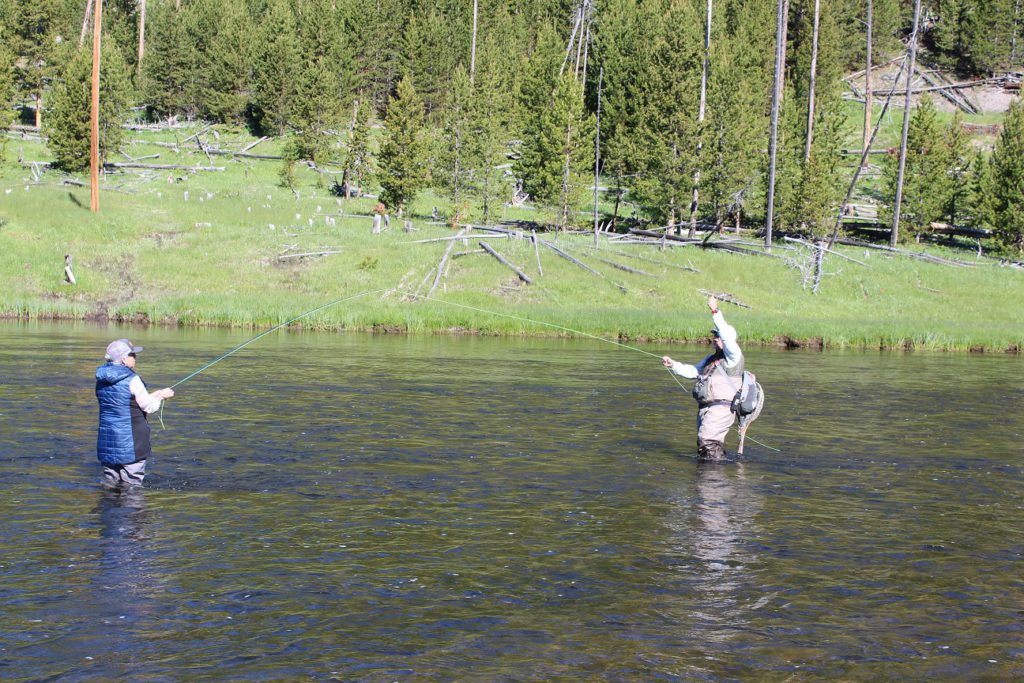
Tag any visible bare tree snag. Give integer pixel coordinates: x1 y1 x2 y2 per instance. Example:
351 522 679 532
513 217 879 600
89 0 103 212
80 0 94 47
862 0 873 168
64 254 77 284
891 0 923 247
804 0 821 163
137 0 147 75
689 0 713 238
764 0 790 249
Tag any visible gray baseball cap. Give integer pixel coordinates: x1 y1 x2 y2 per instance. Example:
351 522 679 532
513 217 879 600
105 338 143 362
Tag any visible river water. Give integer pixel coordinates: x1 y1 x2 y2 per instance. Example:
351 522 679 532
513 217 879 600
1 322 1021 681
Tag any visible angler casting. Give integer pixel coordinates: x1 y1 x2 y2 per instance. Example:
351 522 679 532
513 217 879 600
661 296 744 461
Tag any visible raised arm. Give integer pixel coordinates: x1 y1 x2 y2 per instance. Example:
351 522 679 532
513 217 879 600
708 295 742 368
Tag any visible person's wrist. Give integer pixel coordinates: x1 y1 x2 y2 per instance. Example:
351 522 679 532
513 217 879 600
710 308 718 314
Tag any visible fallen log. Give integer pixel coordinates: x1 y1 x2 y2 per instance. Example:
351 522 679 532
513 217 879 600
479 241 532 284
586 245 700 273
409 233 507 244
539 238 626 293
240 136 270 152
105 162 225 171
834 237 975 267
277 249 342 260
557 243 652 276
429 229 466 296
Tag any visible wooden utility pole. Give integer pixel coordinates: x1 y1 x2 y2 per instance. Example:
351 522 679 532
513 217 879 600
803 0 821 163
90 0 103 212
469 0 478 85
688 0 712 238
764 0 789 250
137 0 147 76
891 0 922 247
862 0 873 168
593 68 602 246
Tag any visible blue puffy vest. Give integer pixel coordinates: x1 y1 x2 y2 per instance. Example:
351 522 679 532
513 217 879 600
95 363 152 465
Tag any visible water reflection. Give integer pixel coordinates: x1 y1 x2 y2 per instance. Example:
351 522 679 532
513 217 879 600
90 486 155 675
691 463 760 642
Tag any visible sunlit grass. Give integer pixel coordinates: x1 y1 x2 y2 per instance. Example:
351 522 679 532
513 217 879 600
1 125 1021 353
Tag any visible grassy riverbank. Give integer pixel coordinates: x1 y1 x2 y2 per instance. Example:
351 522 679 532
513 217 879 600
1 128 1022 353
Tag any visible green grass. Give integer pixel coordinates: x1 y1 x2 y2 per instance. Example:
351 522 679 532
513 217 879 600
1 125 1021 353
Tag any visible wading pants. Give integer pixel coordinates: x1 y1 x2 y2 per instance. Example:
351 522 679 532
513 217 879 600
697 404 735 461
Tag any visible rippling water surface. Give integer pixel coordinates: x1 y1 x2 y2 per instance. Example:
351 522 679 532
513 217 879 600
1 322 1021 681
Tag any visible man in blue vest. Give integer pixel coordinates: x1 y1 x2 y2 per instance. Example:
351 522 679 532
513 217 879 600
95 339 174 486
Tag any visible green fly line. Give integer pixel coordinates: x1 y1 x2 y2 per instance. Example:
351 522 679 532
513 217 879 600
409 292 777 453
158 287 776 453
159 288 388 428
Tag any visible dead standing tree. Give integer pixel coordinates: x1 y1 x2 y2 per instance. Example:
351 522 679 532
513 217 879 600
764 0 790 251
862 0 873 169
890 0 923 248
687 0 713 239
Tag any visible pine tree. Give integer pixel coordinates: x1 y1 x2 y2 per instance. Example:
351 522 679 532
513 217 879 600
591 0 665 212
631 0 702 231
341 98 372 199
193 0 251 124
988 99 1024 253
250 0 300 135
702 2 773 231
343 0 403 114
13 0 76 129
516 70 594 230
0 42 14 162
399 7 463 116
882 97 948 239
378 75 429 214
941 110 971 226
46 37 132 172
470 34 516 225
142 0 200 119
291 0 354 165
437 64 473 214
966 150 993 229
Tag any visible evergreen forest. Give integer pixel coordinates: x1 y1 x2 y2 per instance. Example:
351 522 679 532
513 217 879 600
1 0 1022 254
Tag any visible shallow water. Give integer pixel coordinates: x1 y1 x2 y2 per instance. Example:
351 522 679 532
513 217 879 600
1 322 1021 681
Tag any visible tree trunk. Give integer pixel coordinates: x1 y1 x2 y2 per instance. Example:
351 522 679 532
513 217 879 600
90 0 103 212
1012 0 1021 63
470 0 478 84
862 0 873 168
764 0 789 249
137 0 147 76
79 0 94 47
803 0 821 163
593 68 602 246
891 0 922 247
688 0 713 239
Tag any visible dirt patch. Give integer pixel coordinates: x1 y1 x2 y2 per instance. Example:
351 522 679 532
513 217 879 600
776 335 824 350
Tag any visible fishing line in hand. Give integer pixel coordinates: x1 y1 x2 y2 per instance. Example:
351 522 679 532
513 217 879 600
158 288 387 428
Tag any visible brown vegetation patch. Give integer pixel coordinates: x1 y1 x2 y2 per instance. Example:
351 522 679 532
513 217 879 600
371 323 406 334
